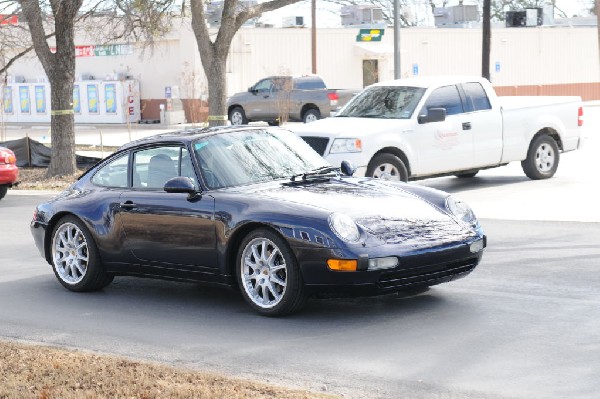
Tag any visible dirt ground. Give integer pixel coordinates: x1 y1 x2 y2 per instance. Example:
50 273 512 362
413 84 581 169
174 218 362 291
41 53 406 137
14 167 82 191
0 341 335 399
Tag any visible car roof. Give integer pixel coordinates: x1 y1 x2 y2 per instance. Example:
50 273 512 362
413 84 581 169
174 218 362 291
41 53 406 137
371 75 489 89
118 125 274 151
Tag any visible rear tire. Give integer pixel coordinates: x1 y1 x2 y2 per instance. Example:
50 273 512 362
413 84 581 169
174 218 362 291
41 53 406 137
521 134 559 180
50 215 112 292
0 185 7 200
303 108 320 123
366 153 409 182
236 228 307 316
229 106 247 125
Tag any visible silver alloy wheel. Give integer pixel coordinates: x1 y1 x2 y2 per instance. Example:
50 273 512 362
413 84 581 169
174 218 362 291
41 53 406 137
304 112 319 123
535 142 555 173
372 163 401 180
52 222 89 285
240 237 288 309
230 110 244 125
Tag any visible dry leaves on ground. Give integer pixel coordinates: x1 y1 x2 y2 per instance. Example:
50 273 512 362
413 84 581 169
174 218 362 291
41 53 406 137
0 341 337 399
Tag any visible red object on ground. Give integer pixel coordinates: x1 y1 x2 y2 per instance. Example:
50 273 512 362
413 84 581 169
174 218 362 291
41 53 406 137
0 147 19 185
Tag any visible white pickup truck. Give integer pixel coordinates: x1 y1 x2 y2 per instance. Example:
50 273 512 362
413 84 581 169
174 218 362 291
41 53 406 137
292 76 584 181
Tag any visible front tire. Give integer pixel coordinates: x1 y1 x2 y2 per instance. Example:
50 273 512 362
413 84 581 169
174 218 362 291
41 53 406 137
303 108 320 123
0 185 7 200
236 228 307 316
50 215 112 292
521 134 559 180
366 153 409 182
228 106 247 125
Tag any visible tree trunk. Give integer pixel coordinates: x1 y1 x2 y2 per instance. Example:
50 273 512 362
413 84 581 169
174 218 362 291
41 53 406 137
205 53 229 127
21 0 82 177
48 75 77 175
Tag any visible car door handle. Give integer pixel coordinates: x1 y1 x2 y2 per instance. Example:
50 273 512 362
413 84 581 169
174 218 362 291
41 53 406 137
120 201 137 210
462 122 472 130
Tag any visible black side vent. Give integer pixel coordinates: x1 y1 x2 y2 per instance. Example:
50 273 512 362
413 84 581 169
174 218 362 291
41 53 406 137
301 137 329 156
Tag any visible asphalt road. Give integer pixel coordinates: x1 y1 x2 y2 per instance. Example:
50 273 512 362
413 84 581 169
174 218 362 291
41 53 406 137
1 186 599 399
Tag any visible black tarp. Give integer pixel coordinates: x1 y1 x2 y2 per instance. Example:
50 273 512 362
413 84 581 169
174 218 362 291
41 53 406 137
0 137 101 168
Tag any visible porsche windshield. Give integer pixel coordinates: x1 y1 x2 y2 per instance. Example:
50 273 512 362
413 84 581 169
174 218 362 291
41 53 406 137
337 86 426 119
193 129 330 189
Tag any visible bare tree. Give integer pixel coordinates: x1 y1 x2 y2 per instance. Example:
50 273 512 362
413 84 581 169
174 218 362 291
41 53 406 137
190 0 305 127
19 0 83 176
8 1 176 177
482 0 490 80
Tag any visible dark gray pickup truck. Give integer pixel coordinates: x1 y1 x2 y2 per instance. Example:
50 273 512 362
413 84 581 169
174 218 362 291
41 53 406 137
227 75 358 125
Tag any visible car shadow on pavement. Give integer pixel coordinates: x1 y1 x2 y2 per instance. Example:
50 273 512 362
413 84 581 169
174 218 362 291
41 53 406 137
417 175 531 194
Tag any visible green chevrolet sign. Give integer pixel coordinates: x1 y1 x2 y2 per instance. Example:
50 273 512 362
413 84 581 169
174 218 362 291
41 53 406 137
356 29 385 42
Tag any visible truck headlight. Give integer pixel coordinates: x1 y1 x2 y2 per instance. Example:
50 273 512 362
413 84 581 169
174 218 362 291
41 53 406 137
329 213 360 242
329 138 362 154
445 196 477 226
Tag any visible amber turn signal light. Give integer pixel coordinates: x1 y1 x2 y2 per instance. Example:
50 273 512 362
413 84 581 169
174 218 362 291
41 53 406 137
327 259 358 271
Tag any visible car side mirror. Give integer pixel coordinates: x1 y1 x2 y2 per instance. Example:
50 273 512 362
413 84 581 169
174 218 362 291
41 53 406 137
340 160 356 177
418 108 446 124
164 177 201 200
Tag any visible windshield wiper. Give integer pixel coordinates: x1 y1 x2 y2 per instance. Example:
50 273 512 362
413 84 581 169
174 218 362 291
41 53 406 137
290 166 339 182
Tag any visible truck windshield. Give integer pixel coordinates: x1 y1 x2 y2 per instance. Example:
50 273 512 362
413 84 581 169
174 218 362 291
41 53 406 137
337 86 426 119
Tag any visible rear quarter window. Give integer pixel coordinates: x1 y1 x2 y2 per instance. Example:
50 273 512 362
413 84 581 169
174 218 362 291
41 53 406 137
91 153 129 188
463 82 492 111
294 78 326 90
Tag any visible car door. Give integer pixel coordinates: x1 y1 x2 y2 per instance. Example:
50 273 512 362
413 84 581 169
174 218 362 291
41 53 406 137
117 145 218 280
412 84 474 175
246 78 279 120
460 82 503 167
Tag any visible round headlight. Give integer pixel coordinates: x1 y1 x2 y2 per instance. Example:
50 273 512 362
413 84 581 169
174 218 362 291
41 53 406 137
329 213 360 242
445 196 477 226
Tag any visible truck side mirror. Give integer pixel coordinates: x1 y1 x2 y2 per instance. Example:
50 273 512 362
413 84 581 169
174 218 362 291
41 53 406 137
418 108 446 124
248 86 256 93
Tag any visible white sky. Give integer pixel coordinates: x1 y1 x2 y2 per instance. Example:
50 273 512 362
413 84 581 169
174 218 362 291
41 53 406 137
260 0 593 28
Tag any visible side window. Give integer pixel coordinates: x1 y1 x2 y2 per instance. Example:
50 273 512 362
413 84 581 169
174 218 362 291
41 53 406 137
254 79 272 93
132 146 199 190
463 82 492 112
295 78 326 90
91 153 129 188
422 85 464 116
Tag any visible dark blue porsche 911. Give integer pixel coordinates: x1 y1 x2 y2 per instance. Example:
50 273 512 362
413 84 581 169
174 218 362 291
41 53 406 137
31 126 486 316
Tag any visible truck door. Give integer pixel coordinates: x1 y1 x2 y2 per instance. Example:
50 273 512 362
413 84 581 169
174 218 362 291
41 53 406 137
412 85 474 175
460 82 503 167
247 78 279 121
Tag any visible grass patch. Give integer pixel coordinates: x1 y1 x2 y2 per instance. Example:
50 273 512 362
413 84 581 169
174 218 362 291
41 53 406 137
0 340 337 399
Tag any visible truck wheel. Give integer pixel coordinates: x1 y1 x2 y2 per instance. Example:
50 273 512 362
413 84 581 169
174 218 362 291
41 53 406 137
521 134 559 180
0 185 7 200
303 108 320 123
229 107 247 125
366 153 408 182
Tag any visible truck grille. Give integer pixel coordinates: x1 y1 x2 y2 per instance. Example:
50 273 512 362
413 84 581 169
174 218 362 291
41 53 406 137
301 137 329 156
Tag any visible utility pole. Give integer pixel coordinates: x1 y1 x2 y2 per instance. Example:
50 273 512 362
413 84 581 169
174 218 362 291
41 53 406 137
482 0 491 80
311 0 317 74
394 0 401 79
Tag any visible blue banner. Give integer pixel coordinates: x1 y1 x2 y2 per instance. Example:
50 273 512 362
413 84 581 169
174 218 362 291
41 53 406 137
35 86 46 113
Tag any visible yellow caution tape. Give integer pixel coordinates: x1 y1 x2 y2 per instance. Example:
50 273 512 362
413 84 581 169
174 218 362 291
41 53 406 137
50 109 75 115
207 115 228 121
